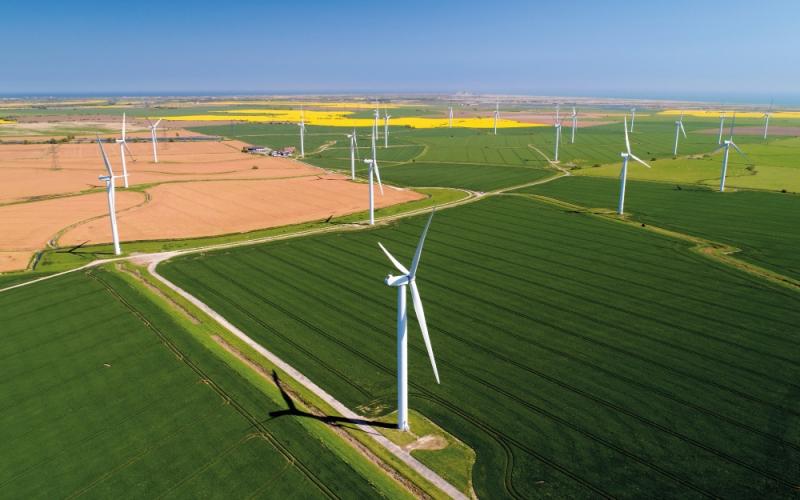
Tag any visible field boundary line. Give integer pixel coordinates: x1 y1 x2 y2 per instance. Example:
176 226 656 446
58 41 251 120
511 192 800 292
146 259 468 500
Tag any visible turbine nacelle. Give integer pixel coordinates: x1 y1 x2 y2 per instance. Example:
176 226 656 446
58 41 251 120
385 274 410 287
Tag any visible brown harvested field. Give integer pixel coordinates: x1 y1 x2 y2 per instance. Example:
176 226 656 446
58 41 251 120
0 140 320 203
0 137 423 273
60 175 423 246
696 126 800 137
0 191 144 272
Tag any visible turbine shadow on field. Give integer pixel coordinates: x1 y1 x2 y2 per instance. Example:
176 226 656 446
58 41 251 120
267 371 395 430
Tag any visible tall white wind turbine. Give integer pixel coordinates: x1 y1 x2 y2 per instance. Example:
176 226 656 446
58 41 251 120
97 137 123 256
384 112 391 148
346 129 359 180
493 101 499 135
298 108 306 158
554 107 562 162
363 131 384 225
374 102 380 140
377 210 440 431
147 118 162 163
448 105 453 128
629 107 637 132
570 106 577 144
714 113 748 192
115 113 132 188
763 99 774 140
718 111 726 145
617 115 651 215
672 112 687 156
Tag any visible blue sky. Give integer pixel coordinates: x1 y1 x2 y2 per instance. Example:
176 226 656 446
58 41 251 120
2 0 799 103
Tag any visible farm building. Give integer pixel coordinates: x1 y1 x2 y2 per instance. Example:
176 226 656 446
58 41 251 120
271 146 296 157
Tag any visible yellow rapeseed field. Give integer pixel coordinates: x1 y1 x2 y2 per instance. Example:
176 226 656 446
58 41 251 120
198 100 403 109
660 109 800 119
0 119 15 124
164 109 541 129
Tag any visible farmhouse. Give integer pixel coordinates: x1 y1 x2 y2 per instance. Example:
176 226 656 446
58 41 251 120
243 145 270 154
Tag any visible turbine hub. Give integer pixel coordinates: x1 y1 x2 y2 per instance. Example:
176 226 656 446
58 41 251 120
385 274 410 287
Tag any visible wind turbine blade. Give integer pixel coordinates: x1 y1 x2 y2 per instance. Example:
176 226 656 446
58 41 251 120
122 113 126 140
680 121 687 138
629 153 652 169
730 141 750 162
153 119 162 128
729 112 736 139
410 281 440 384
97 136 114 176
409 210 434 279
373 161 384 195
624 115 631 154
377 242 409 274
123 142 134 159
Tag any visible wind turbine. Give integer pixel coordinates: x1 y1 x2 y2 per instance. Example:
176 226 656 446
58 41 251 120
718 111 725 145
448 104 453 128
763 101 773 140
629 107 637 132
714 113 748 192
672 112 687 156
617 115 651 215
384 111 391 148
346 129 359 180
374 102 380 140
377 210 440 432
298 108 305 158
97 137 122 256
570 106 577 144
363 131 384 225
553 106 562 162
115 113 132 188
493 101 499 135
146 118 162 163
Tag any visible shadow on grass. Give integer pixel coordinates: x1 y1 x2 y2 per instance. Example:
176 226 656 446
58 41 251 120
267 370 395 430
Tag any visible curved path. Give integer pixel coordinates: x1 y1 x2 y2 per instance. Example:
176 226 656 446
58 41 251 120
145 257 468 500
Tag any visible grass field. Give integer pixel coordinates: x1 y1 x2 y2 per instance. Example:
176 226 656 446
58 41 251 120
576 138 800 192
161 196 800 498
0 268 409 498
515 176 800 281
5 104 800 498
190 124 559 192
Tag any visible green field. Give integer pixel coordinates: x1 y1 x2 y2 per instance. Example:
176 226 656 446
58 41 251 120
5 104 800 498
576 139 800 192
0 268 408 498
160 196 800 498
191 124 558 192
515 176 800 281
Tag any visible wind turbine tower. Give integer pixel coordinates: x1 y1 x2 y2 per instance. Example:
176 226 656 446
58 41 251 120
617 115 652 215
377 211 440 431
